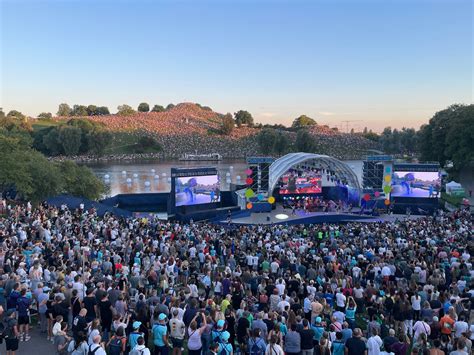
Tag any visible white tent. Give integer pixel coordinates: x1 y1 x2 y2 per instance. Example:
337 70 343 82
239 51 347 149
446 181 463 195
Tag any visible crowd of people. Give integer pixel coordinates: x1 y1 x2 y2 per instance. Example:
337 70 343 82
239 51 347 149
54 102 380 161
0 201 472 355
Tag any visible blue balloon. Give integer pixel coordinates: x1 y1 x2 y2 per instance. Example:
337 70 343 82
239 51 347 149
385 166 391 173
257 193 264 201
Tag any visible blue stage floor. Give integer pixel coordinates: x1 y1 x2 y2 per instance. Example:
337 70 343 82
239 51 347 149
219 206 422 226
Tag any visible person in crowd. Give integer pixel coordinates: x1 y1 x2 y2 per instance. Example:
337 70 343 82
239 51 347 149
0 202 471 355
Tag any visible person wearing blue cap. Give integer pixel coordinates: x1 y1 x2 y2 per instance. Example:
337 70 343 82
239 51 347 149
153 313 170 355
311 317 325 343
129 321 144 350
217 331 233 355
212 319 226 343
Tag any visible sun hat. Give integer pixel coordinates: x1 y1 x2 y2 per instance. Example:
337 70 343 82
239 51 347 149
221 331 230 342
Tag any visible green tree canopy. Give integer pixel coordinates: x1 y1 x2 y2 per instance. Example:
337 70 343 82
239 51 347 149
151 105 165 112
256 128 278 155
166 103 175 110
58 126 82 155
419 104 474 170
7 110 26 121
57 103 72 117
96 106 110 115
220 113 234 135
37 112 53 120
234 110 254 127
71 105 88 116
137 102 150 112
292 115 317 129
58 160 107 199
117 104 136 116
295 129 315 152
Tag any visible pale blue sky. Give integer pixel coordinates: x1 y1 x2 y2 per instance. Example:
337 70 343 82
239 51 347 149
1 0 472 131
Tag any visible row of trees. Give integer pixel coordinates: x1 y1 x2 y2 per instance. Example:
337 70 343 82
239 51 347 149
55 102 181 117
33 119 112 156
0 124 105 201
418 104 473 171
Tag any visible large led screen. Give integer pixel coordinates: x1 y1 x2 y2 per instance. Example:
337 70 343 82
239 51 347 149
391 171 440 198
279 172 322 195
175 175 220 206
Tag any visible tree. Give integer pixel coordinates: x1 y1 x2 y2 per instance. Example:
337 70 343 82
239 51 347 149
7 110 26 120
117 104 136 116
71 105 88 116
220 113 234 135
151 105 165 112
257 128 278 155
58 126 82 155
133 135 161 153
234 110 254 127
87 105 98 116
292 115 316 129
137 102 150 112
363 127 368 134
58 160 106 200
37 112 53 120
96 106 110 115
295 129 315 152
86 130 112 155
42 129 62 155
274 132 289 155
0 108 5 119
418 104 474 170
57 103 72 117
166 103 175 110
0 129 105 201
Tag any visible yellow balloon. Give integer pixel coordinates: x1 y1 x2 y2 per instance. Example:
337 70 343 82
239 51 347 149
268 196 275 204
384 175 391 182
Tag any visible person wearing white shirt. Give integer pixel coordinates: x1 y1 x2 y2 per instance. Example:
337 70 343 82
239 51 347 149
413 319 431 341
454 315 469 338
88 335 107 355
367 329 383 355
335 290 346 311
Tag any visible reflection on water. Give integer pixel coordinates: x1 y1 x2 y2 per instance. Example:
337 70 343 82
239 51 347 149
86 159 248 197
86 159 364 197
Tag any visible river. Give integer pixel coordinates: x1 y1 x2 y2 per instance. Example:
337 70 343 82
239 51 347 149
86 159 364 197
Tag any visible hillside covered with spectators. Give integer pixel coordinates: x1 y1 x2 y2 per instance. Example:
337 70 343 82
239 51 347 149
69 103 381 160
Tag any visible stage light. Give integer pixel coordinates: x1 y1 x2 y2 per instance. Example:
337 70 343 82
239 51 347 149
126 178 132 184
144 181 151 187
154 175 159 179
151 169 156 173
133 173 138 178
275 214 289 220
104 174 110 180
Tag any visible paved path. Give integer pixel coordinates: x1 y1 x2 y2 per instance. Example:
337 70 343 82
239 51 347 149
7 326 55 355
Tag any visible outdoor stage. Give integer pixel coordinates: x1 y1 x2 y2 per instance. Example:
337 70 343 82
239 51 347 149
218 205 422 225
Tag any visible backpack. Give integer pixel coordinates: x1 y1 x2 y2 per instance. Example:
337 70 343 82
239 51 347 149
88 344 100 355
108 336 123 355
219 343 232 355
249 338 263 355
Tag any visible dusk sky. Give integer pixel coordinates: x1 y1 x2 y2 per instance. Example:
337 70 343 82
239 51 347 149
1 0 472 131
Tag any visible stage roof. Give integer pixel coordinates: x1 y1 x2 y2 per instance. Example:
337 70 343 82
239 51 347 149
268 153 361 194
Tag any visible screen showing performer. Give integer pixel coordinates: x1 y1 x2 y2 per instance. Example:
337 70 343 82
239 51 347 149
391 171 440 198
175 175 220 206
279 171 322 194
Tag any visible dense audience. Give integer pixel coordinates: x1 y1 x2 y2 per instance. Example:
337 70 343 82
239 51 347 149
76 103 380 161
0 201 472 355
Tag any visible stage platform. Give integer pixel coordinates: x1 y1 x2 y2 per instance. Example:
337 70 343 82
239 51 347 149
218 206 422 225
